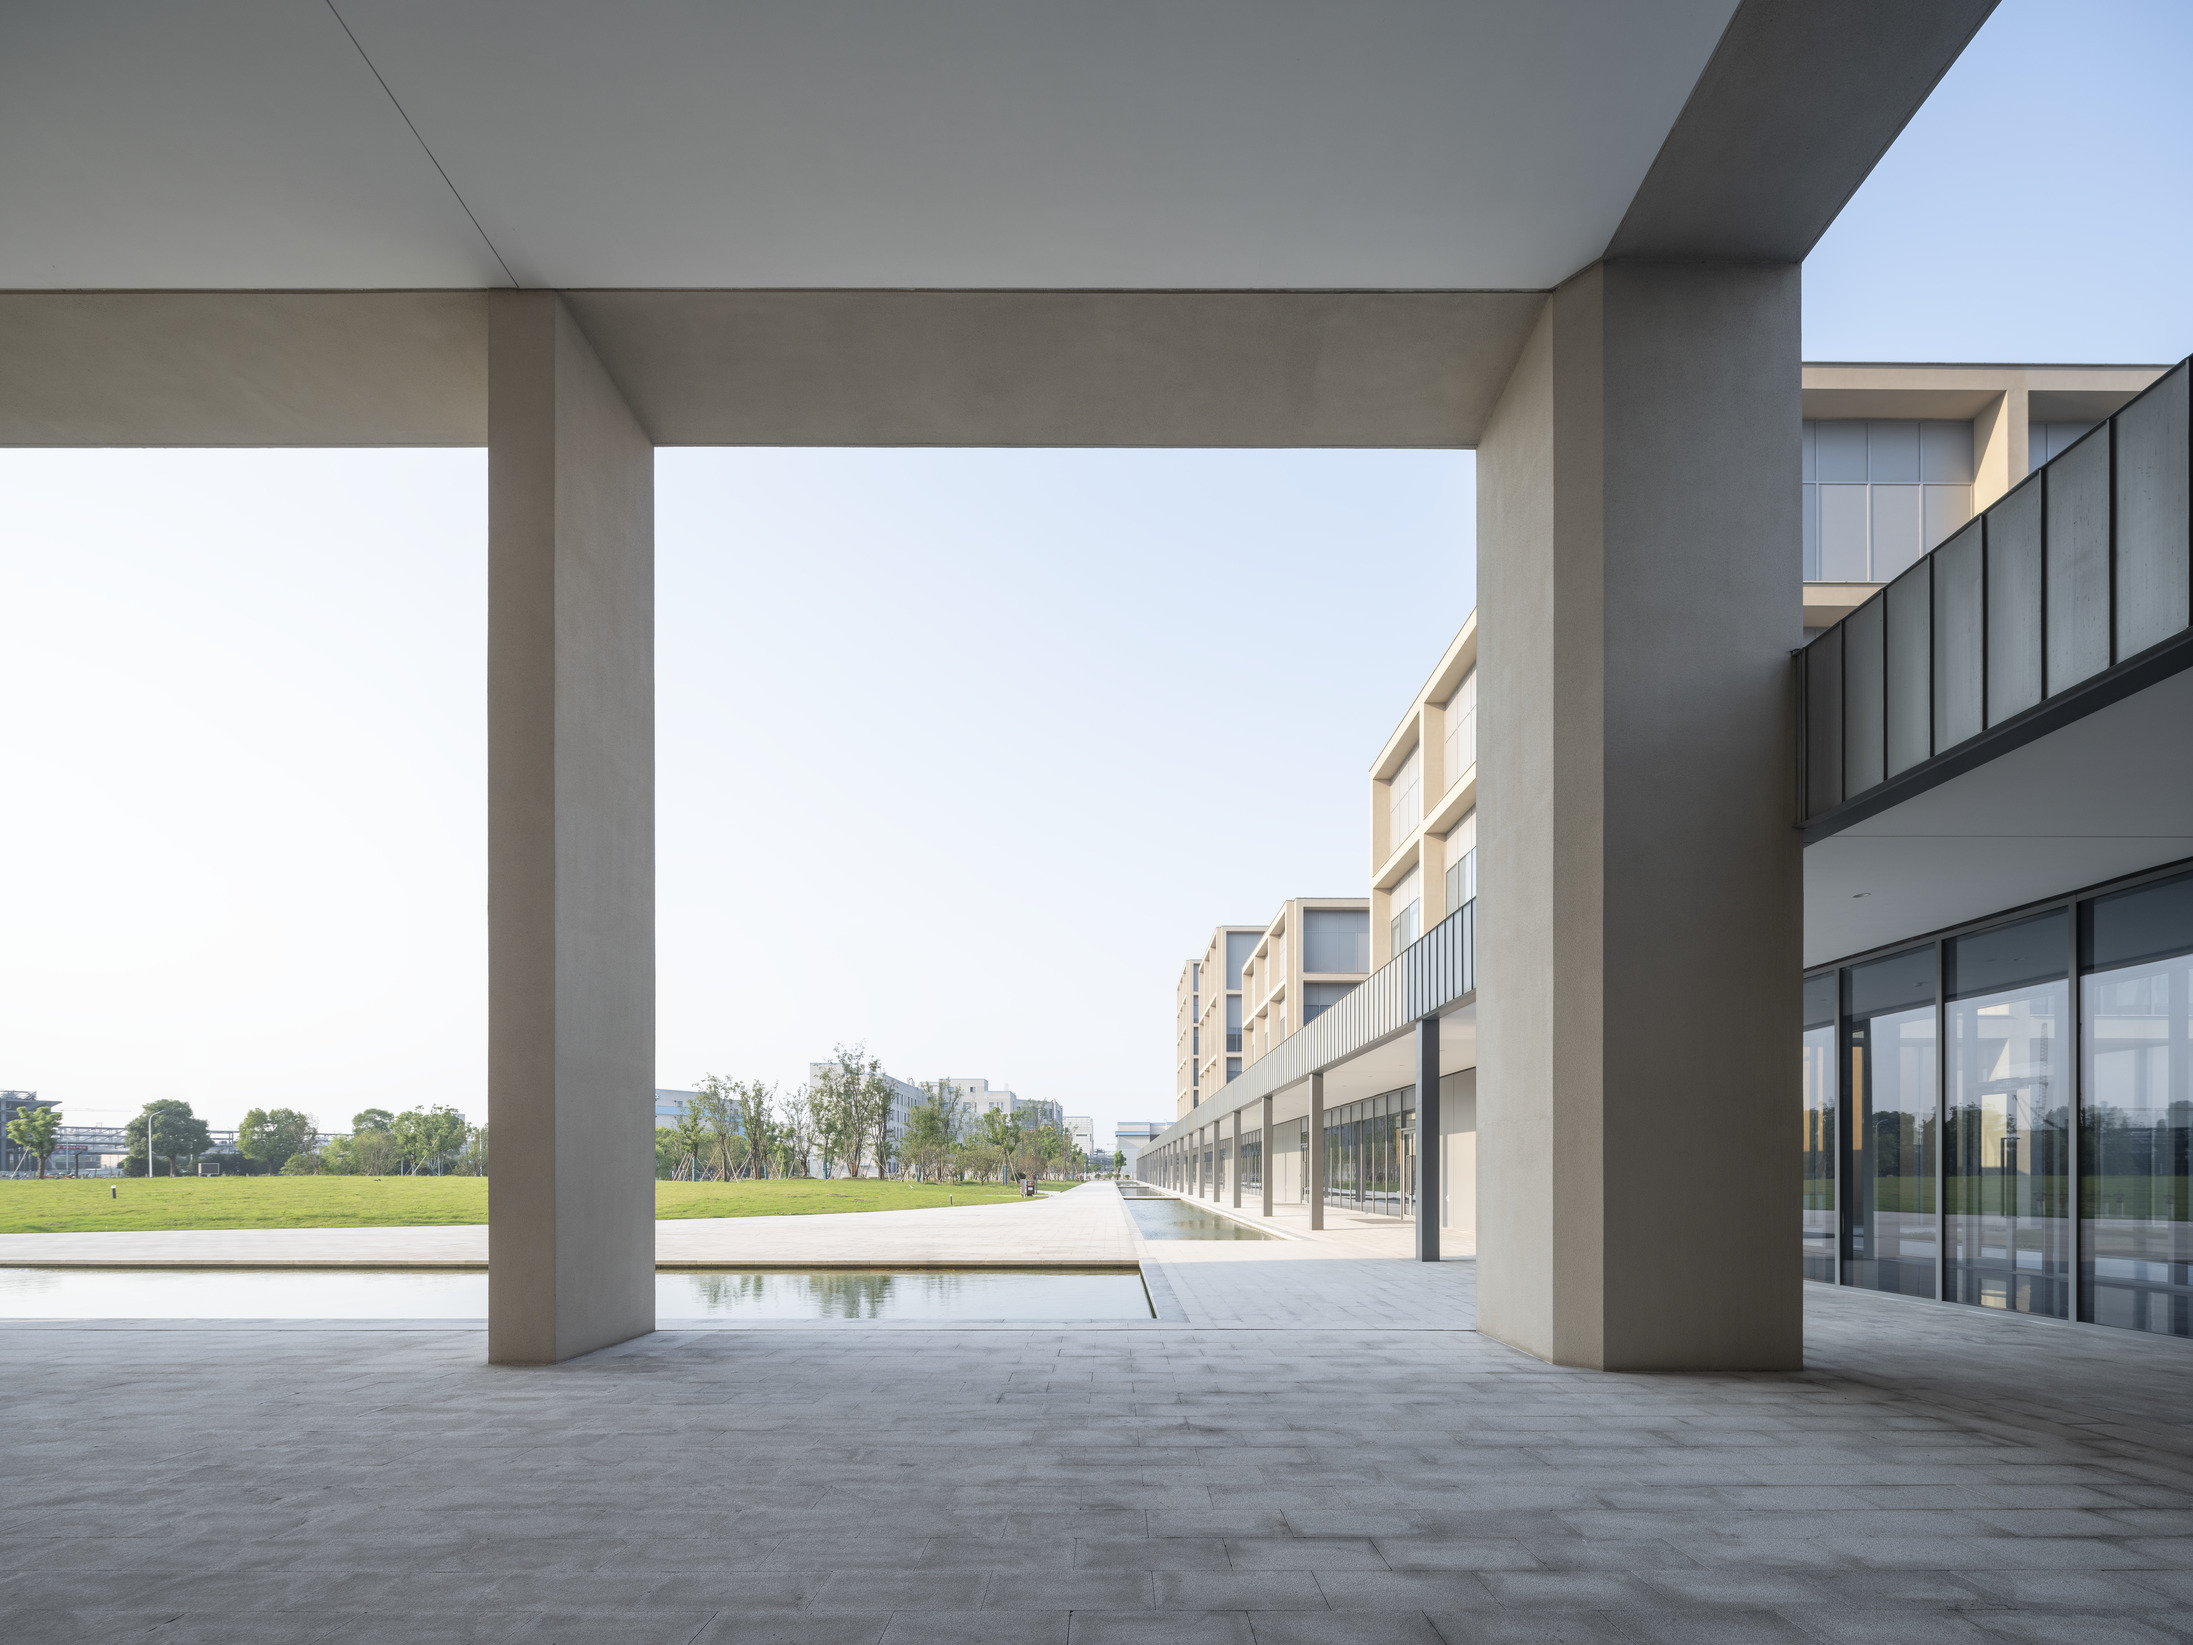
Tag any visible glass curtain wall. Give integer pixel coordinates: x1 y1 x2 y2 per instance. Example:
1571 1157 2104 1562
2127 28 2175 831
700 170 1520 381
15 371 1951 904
1945 912 2070 1317
1241 1133 1263 1193
1806 864 2193 1341
1321 1088 1415 1219
2082 874 2193 1335
1844 947 1939 1297
1802 974 1837 1282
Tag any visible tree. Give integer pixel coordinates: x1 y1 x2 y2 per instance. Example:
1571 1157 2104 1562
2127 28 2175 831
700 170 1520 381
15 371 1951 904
734 1080 777 1179
352 1108 395 1135
671 1105 709 1182
456 1124 489 1177
391 1106 469 1175
802 1077 850 1179
128 1100 212 1178
1113 1150 1125 1175
905 1082 967 1183
690 1076 742 1181
237 1108 317 1175
5 1104 60 1178
778 1085 816 1178
977 1105 1023 1166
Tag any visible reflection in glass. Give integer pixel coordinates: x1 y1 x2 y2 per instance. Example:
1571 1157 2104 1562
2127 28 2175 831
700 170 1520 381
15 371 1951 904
1802 1015 1837 1283
1845 950 1937 1297
2082 954 2193 1336
1320 1088 1415 1219
1946 977 2070 1317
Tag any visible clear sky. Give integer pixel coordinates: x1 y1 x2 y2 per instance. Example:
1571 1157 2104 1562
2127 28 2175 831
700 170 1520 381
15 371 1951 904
2 0 2188 1147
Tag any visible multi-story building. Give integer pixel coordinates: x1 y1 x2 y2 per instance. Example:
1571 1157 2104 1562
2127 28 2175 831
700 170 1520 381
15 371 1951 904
1174 959 1200 1114
1370 614 1477 968
1146 354 2193 1360
1064 1115 1093 1157
1238 899 1371 1067
1182 925 1263 1118
1114 1120 1164 1175
947 1078 1061 1138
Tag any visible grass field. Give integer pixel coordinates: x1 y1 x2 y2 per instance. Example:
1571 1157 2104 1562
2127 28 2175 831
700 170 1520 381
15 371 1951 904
0 1175 1083 1234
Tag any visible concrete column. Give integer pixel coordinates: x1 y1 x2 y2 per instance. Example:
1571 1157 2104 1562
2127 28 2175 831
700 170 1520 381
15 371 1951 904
1261 1093 1274 1219
1308 1072 1325 1232
1231 1107 1242 1209
1415 1015 1440 1263
1475 262 1802 1372
487 291 656 1366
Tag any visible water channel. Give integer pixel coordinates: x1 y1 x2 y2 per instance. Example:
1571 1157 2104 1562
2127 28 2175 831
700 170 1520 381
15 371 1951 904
1117 1184 1276 1241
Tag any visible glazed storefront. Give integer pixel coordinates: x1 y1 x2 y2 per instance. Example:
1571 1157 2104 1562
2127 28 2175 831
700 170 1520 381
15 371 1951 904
1805 861 2193 1337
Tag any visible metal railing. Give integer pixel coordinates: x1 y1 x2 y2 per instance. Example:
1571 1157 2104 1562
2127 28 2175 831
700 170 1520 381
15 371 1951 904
1147 899 1474 1151
1799 358 2191 834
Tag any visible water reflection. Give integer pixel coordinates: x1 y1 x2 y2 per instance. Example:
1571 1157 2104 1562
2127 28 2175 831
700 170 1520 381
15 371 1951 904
665 1269 1150 1320
1118 1190 1274 1241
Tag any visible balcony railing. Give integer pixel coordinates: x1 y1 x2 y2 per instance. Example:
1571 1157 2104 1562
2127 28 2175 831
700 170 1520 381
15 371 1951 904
1798 358 2191 834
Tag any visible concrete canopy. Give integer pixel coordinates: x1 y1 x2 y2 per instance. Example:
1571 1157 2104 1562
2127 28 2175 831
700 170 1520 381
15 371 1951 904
0 0 1995 447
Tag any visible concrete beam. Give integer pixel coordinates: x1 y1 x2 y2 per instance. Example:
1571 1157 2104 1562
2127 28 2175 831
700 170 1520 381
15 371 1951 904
1475 261 1803 1371
487 291 656 1365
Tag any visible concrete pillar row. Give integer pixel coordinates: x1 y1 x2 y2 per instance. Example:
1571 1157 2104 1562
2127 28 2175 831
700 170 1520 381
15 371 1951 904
1474 261 1803 1372
1231 1107 1242 1210
486 291 657 1366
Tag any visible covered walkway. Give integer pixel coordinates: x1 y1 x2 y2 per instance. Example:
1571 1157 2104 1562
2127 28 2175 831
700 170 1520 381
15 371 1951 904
6 1285 2190 1644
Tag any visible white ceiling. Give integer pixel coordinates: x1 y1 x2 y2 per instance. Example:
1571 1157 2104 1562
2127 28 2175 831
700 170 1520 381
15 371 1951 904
0 0 1738 291
1804 667 2193 967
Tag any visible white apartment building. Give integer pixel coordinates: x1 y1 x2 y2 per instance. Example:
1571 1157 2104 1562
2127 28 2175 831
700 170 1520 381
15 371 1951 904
1180 925 1262 1118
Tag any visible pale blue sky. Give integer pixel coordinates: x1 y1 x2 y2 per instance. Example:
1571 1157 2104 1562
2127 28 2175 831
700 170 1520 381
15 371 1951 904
2 0 2187 1144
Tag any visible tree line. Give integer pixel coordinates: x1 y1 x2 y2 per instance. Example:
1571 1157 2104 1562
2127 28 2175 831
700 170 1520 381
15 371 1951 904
114 1099 485 1178
658 1043 1090 1185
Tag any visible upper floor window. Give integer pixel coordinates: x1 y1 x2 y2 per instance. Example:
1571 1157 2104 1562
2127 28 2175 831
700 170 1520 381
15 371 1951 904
1443 670 1476 787
1303 908 1369 974
1389 863 1422 958
1389 744 1421 842
1803 419 1974 584
1225 930 1259 990
1444 811 1477 912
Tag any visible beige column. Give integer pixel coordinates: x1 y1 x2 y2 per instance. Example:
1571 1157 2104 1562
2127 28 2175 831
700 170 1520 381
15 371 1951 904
1972 385 2031 512
1475 262 1802 1372
1308 1073 1325 1232
1231 1106 1242 1209
487 291 657 1366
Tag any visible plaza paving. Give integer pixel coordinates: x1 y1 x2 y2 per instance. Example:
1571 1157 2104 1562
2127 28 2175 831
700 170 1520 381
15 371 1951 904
6 1225 2193 1644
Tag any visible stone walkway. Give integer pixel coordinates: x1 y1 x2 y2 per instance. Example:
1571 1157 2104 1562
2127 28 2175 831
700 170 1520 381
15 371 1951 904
6 1284 2193 1644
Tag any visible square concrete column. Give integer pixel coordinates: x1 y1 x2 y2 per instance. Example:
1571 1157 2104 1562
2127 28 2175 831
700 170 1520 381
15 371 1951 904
1260 1093 1274 1218
1475 261 1802 1372
1231 1107 1242 1209
488 291 656 1366
1308 1073 1325 1232
1415 1015 1440 1263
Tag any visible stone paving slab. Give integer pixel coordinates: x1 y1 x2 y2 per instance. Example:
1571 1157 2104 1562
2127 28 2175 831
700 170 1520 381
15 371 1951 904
5 1286 2192 1644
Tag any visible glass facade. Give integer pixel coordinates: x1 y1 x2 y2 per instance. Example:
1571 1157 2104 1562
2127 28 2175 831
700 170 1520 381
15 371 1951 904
1944 912 2070 1316
2081 873 2193 1335
1241 1133 1263 1192
1321 1087 1414 1219
1806 863 2193 1341
1844 947 1938 1297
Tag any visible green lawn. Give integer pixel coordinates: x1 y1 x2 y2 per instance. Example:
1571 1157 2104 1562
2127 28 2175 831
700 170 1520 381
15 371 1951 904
0 1175 1082 1233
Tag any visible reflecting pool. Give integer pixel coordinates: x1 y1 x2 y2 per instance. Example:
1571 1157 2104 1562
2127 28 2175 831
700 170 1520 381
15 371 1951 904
0 1267 1154 1322
1117 1187 1275 1240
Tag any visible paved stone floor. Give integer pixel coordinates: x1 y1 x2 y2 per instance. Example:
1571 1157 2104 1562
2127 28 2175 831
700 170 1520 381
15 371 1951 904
7 1282 2193 1644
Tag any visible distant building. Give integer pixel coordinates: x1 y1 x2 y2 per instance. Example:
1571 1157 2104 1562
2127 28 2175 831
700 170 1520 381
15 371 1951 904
1114 1120 1164 1174
0 1091 57 1175
948 1078 1061 1135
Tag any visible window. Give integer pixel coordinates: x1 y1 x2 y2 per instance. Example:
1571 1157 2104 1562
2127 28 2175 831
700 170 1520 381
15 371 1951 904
1442 670 1476 787
1443 811 1477 915
2031 421 2098 468
1388 864 1421 958
1303 981 1354 1021
1804 418 1974 583
1303 908 1368 974
1945 912 2070 1318
1226 1057 1240 1081
1844 946 1939 1298
1224 930 1258 990
1388 744 1421 842
2081 872 2193 1336
1321 1087 1415 1219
